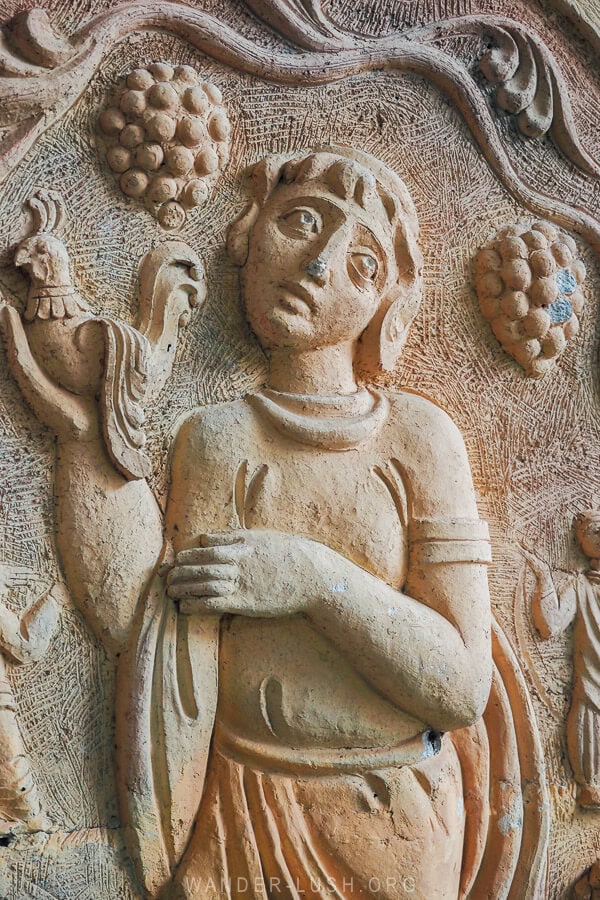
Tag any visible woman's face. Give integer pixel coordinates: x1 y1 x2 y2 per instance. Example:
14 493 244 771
578 517 600 559
242 181 395 352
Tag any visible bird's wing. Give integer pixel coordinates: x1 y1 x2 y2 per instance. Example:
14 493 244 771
97 316 152 481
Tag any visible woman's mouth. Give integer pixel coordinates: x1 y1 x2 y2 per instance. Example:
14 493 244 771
278 282 316 317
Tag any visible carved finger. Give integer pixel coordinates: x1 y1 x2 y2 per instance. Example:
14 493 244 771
175 544 250 565
0 303 23 347
167 579 238 600
178 594 244 616
167 564 239 585
199 531 247 548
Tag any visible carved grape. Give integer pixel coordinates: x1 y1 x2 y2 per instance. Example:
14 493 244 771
175 65 199 85
147 174 178 203
98 107 126 135
208 110 230 141
529 249 556 278
165 146 194 176
195 147 219 176
181 179 210 208
541 326 567 357
499 236 528 260
178 116 208 147
127 68 154 91
120 169 149 198
120 90 146 117
550 241 572 267
145 113 176 142
119 124 145 148
501 259 532 291
572 259 587 283
98 61 230 229
147 62 174 81
135 142 164 171
500 290 529 319
475 221 586 376
183 86 210 115
148 82 179 111
529 276 559 307
522 230 548 251
564 314 580 339
107 145 132 173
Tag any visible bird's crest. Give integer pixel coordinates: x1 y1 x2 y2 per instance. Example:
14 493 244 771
25 189 66 236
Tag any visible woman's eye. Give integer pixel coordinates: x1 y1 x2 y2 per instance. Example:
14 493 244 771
350 252 378 282
280 208 320 237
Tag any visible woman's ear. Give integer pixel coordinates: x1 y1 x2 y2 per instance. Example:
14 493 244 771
228 155 289 267
378 288 420 371
227 201 259 267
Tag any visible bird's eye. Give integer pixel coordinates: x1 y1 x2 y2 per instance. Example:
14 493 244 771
349 251 379 284
280 207 321 238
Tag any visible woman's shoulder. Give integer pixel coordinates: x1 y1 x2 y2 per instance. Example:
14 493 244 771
170 397 258 461
380 388 465 449
377 388 477 517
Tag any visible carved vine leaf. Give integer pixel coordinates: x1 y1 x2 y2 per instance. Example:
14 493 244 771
0 1 598 251
1 8 76 73
242 0 354 50
426 15 600 178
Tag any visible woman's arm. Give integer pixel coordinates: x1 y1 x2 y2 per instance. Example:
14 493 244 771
306 538 491 733
167 397 493 734
169 526 491 734
522 549 577 638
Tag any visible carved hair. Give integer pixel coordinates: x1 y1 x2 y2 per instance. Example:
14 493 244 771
575 509 600 541
227 146 423 374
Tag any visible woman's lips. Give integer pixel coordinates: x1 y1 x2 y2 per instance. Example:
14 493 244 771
278 282 316 317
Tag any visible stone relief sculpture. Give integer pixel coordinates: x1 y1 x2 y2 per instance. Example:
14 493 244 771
524 512 600 809
123 145 494 896
475 222 586 377
112 146 547 899
98 63 230 229
0 566 61 834
0 0 598 895
0 189 206 652
0 142 550 897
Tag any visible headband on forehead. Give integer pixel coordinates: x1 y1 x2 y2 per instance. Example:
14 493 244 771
241 145 418 237
227 145 424 374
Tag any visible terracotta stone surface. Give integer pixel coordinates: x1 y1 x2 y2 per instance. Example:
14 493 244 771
0 1 598 897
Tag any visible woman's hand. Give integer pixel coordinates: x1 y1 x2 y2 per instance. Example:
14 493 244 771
0 302 98 439
166 529 319 617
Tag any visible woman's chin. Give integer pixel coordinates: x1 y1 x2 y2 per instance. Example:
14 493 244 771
253 306 320 350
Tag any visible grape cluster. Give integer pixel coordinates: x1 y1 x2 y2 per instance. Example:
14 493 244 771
98 62 230 229
475 221 586 377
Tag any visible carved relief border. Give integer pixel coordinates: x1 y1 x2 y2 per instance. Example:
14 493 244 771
0 1 599 248
0 1 598 897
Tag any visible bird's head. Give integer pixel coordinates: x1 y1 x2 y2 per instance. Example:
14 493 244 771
15 234 72 287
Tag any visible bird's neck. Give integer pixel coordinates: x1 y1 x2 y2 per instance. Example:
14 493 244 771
29 282 75 298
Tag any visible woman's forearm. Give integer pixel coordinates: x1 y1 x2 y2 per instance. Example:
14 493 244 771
301 540 492 732
56 437 163 654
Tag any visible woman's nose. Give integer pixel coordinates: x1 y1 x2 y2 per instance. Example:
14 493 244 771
306 255 329 286
305 221 349 286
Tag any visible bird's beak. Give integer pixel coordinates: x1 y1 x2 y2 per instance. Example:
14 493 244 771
14 246 30 268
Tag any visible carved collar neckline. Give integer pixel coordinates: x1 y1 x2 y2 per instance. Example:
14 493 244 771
249 385 389 450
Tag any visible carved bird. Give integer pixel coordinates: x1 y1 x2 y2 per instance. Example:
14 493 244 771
5 189 206 479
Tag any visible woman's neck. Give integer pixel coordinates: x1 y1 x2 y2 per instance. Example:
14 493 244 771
267 343 358 395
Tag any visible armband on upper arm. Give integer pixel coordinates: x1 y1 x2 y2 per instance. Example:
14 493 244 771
408 518 492 566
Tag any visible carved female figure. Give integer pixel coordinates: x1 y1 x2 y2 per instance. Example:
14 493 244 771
118 147 495 899
525 510 600 808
